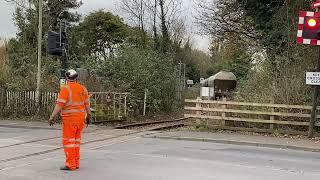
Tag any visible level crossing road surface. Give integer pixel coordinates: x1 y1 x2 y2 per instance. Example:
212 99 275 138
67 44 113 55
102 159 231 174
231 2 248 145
0 124 320 180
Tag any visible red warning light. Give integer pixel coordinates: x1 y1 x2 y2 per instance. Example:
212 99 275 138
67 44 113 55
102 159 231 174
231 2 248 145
308 18 317 28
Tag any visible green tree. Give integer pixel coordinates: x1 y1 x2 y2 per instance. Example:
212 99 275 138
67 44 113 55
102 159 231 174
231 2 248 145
73 11 129 60
209 39 252 81
7 0 81 91
97 47 177 112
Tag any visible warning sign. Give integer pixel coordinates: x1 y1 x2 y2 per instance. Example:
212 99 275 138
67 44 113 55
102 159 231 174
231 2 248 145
306 72 320 85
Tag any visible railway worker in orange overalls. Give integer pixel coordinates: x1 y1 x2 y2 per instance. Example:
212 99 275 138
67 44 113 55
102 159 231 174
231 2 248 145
48 69 91 171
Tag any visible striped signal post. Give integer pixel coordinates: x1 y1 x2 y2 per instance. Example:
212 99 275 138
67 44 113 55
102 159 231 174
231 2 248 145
297 6 320 137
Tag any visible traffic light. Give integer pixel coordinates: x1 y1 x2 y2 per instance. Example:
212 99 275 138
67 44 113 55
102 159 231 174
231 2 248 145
48 31 62 56
297 11 320 45
48 31 68 56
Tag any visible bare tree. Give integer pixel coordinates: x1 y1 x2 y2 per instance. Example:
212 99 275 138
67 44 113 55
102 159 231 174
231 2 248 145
158 0 184 52
150 0 159 48
120 0 147 46
120 0 184 51
195 0 259 42
171 18 187 47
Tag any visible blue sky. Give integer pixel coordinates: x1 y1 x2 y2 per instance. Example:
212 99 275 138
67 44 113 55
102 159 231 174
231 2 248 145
0 0 210 52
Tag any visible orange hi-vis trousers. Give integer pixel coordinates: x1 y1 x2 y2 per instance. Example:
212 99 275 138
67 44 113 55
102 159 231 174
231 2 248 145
62 120 85 170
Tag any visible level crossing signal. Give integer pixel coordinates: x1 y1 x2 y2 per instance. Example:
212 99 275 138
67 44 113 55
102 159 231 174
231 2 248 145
297 11 320 45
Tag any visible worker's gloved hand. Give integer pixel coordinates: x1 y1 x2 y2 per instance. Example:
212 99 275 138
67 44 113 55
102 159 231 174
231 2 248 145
86 114 92 127
48 116 55 126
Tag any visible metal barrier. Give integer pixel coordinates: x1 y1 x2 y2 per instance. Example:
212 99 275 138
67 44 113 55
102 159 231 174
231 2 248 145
90 92 128 123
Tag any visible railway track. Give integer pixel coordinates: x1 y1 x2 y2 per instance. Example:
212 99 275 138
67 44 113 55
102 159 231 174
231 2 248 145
0 117 189 164
114 117 188 131
0 128 101 149
0 130 144 164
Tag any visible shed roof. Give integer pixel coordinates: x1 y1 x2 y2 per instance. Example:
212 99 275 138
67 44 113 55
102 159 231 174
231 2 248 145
209 71 237 81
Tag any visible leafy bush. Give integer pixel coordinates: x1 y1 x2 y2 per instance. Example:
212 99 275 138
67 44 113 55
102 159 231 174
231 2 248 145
97 47 178 113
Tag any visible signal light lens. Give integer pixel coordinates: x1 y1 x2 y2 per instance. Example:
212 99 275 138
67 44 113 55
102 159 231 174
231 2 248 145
308 18 317 27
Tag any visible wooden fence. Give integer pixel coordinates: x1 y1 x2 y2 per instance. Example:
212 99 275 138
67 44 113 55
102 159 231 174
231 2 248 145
185 98 320 133
0 91 129 122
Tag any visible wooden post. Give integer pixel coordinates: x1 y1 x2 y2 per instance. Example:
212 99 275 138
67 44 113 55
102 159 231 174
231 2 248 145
14 92 17 116
124 94 127 117
196 97 202 124
113 93 116 119
118 94 121 119
270 100 275 131
94 94 97 122
221 97 227 126
0 91 2 116
19 92 21 115
28 91 30 114
143 89 148 116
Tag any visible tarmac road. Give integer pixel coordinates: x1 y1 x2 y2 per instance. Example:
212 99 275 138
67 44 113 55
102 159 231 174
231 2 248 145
0 125 319 180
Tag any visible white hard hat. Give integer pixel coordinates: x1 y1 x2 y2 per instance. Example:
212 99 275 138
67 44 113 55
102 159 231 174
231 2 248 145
66 69 78 80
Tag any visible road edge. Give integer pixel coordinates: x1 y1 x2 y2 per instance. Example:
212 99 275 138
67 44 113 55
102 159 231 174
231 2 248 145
146 135 320 152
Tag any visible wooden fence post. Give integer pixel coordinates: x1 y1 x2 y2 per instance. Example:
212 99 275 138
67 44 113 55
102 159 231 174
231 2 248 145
221 97 227 126
113 93 116 119
14 92 17 116
270 100 275 131
143 89 148 116
0 91 3 116
124 95 127 117
196 97 202 124
118 94 121 118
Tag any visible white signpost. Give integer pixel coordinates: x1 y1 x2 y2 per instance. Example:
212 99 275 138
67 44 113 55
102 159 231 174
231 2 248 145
186 80 194 87
306 72 320 85
187 80 194 85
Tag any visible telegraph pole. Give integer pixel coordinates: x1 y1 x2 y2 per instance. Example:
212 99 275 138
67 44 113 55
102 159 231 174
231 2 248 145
36 0 43 103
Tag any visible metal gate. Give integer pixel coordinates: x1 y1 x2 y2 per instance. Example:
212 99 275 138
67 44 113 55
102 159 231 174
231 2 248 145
90 92 128 123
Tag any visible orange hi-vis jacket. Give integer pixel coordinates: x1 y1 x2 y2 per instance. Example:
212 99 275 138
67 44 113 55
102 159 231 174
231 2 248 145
56 81 90 122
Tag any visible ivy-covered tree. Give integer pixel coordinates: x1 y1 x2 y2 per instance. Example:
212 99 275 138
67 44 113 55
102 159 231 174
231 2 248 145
72 11 129 60
7 0 82 90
